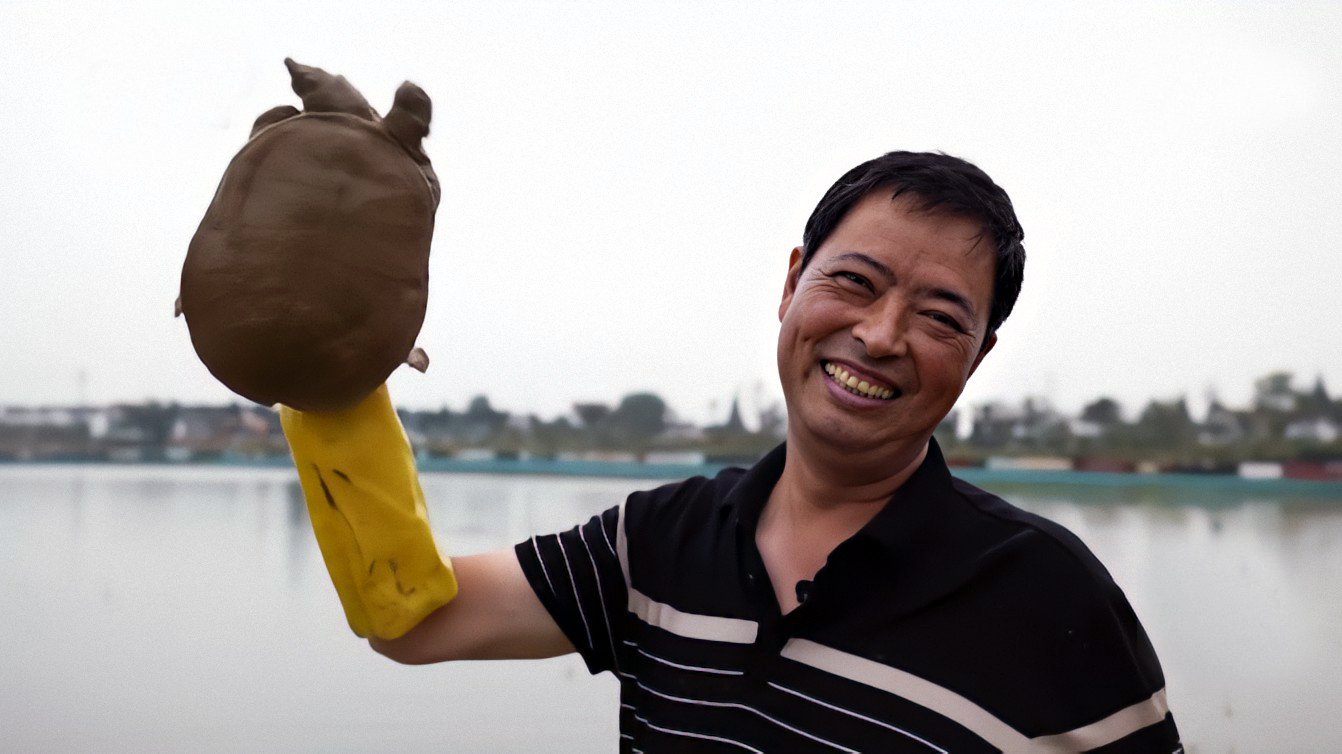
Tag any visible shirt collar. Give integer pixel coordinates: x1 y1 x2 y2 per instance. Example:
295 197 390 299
723 436 958 548
853 436 959 555
722 438 1000 616
850 439 1020 614
720 441 787 534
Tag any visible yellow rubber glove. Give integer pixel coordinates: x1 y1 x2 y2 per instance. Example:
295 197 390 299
279 385 458 639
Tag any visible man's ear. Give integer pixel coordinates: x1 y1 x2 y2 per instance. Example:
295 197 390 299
778 247 805 322
968 331 997 378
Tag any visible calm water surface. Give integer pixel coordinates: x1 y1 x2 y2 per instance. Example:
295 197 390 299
2 465 1340 753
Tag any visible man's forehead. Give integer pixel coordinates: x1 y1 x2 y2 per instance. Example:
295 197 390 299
826 192 993 258
819 194 996 314
884 191 991 242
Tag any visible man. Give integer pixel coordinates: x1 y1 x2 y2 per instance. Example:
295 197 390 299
286 151 1181 752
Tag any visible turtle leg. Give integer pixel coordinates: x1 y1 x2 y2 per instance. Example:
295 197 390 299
384 82 432 162
250 105 300 138
385 81 440 204
405 347 429 373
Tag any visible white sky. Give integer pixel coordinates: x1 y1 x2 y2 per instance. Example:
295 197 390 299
1 1 1339 425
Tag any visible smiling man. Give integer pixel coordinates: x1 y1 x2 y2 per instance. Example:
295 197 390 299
762 185 1004 614
285 151 1181 752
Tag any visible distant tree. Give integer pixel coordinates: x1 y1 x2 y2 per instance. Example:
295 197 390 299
453 395 509 445
417 407 455 434
1304 375 1332 415
932 410 959 449
464 395 508 428
1253 372 1296 413
1081 397 1124 426
1018 397 1070 452
607 392 668 445
1133 397 1197 451
527 415 580 457
122 401 180 448
969 402 1019 449
573 402 611 429
757 402 787 440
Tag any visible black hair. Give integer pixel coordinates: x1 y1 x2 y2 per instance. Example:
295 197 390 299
800 151 1026 340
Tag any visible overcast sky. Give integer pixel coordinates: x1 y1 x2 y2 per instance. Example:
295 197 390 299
2 1 1339 425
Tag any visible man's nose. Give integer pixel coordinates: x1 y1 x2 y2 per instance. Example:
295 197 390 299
851 298 909 358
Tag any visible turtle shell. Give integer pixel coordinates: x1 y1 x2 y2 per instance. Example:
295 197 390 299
180 59 439 412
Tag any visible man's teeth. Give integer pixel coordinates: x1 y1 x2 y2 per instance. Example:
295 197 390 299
824 362 895 400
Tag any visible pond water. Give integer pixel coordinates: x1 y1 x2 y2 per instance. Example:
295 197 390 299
1 464 1339 752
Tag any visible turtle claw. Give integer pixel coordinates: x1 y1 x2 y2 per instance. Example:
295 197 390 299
174 296 183 318
405 347 430 373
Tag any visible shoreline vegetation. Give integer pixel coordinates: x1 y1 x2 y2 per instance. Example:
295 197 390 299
2 371 1340 483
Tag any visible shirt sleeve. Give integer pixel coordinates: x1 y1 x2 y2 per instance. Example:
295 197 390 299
1069 563 1183 752
1086 713 1183 753
514 504 627 676
1072 589 1183 752
1075 601 1183 753
1029 548 1185 753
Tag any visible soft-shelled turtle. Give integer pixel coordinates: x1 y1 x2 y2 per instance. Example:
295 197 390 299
180 58 437 412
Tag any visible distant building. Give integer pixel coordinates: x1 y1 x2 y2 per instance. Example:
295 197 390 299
0 407 96 460
707 397 749 438
1198 400 1247 446
1284 417 1341 444
661 421 705 443
1067 419 1104 439
970 401 1023 448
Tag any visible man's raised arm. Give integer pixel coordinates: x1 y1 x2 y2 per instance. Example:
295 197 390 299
369 549 573 664
171 57 568 667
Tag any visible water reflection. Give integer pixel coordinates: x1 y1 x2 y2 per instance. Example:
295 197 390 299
1 464 1339 752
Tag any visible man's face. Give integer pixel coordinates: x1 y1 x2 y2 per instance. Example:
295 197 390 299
777 192 998 457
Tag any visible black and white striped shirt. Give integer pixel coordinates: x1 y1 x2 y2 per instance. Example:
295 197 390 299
515 440 1181 752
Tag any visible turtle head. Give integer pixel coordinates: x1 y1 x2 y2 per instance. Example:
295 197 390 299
283 58 377 121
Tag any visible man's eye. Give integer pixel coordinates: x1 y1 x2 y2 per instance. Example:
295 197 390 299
928 312 964 332
836 271 872 289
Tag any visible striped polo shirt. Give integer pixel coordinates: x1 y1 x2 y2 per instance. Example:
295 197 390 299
515 440 1181 752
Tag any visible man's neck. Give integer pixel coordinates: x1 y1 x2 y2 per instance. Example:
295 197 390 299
776 431 929 512
754 432 930 613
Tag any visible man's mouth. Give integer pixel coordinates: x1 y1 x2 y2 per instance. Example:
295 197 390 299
823 361 899 400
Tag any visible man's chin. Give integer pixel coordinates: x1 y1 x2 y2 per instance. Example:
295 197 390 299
791 409 936 455
795 420 890 456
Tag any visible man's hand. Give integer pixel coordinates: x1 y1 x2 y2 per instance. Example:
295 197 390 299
280 385 458 639
282 383 573 661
